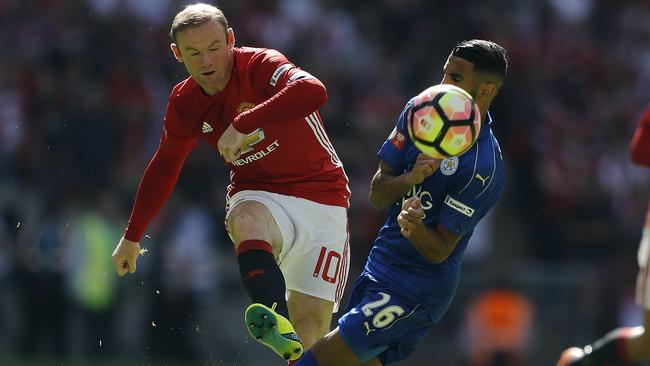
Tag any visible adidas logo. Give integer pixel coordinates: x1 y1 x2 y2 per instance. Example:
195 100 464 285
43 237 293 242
202 122 213 134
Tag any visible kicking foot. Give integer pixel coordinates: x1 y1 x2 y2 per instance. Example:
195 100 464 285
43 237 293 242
245 302 304 361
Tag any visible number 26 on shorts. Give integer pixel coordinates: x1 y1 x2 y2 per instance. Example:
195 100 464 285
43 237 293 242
361 292 406 329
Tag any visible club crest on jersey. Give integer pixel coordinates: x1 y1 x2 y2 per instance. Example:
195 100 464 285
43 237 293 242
237 102 256 113
202 122 214 134
388 128 405 150
440 157 459 175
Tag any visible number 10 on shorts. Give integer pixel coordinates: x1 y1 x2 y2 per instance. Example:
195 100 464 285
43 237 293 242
313 246 341 283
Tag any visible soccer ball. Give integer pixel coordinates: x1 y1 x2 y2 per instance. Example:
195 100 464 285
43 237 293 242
407 84 481 159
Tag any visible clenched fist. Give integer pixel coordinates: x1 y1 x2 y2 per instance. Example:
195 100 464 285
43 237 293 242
405 153 440 186
111 237 141 276
398 196 425 238
218 124 247 163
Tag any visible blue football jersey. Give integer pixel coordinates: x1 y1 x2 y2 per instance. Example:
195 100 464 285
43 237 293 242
366 98 505 322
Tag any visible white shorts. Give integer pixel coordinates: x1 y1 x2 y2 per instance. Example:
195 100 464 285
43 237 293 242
636 227 650 310
226 190 350 311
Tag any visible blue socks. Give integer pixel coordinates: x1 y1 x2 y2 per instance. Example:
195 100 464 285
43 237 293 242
295 350 318 366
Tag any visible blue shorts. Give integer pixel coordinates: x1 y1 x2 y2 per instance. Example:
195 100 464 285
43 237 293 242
337 273 433 365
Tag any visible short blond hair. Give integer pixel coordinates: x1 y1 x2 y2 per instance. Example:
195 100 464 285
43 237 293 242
170 3 228 43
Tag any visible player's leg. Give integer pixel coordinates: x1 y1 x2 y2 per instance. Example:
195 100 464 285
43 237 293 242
556 315 647 365
295 274 430 366
558 228 650 366
637 308 650 358
557 319 649 366
228 200 287 314
227 198 303 360
639 308 650 362
626 226 650 361
287 290 334 350
267 194 350 350
294 327 382 366
282 236 348 350
622 319 649 361
237 192 351 362
625 227 650 361
556 347 585 366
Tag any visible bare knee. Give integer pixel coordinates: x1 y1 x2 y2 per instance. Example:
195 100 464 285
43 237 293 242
227 201 282 256
230 210 268 242
230 213 275 254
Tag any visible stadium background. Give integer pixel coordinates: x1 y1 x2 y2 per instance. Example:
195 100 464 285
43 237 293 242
1 0 649 365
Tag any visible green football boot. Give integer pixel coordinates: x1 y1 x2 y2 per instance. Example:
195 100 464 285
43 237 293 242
245 302 304 361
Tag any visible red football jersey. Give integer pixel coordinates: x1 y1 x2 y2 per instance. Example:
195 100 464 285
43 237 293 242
124 47 349 241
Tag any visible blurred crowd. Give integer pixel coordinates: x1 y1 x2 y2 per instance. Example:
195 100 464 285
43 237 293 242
1 0 649 365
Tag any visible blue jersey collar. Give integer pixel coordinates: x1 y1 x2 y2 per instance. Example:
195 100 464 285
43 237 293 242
477 111 493 138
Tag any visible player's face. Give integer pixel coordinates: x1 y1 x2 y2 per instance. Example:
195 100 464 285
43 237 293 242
171 21 235 95
440 55 478 97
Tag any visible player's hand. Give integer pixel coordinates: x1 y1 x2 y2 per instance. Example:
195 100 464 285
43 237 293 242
111 237 141 277
398 196 425 238
218 124 247 163
404 153 440 186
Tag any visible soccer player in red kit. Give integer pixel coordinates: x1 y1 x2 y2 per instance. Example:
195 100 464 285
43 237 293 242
557 106 650 366
110 3 350 362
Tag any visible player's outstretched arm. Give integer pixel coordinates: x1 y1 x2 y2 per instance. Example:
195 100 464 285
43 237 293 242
112 129 195 276
369 154 440 209
112 237 141 276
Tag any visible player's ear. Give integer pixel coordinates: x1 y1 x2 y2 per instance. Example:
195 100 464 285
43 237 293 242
170 43 183 63
227 27 235 48
476 82 497 102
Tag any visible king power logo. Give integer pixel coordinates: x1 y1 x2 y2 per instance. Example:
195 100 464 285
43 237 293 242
401 185 434 219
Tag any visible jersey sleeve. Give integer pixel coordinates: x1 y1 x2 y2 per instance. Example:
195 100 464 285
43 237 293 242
438 157 501 237
248 49 303 96
377 100 413 173
232 49 328 134
162 93 195 138
631 105 650 167
123 101 197 242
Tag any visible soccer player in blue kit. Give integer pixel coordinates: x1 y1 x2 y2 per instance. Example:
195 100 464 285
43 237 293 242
254 39 509 366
